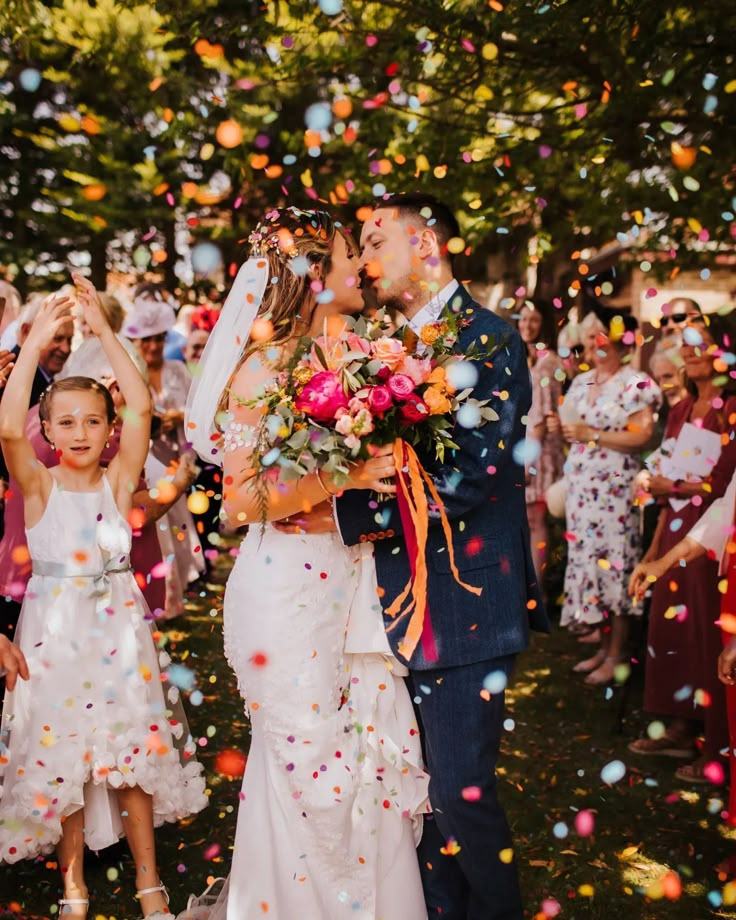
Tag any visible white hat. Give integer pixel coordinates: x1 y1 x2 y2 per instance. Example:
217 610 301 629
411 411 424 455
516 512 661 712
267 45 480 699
122 295 176 339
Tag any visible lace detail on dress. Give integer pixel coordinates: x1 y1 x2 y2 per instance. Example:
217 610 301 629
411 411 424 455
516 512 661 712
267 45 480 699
221 421 259 453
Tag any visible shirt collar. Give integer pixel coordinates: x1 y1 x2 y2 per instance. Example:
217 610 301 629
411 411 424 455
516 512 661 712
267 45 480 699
407 280 460 333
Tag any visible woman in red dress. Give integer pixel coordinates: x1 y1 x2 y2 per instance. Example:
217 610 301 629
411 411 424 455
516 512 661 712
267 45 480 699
628 315 736 782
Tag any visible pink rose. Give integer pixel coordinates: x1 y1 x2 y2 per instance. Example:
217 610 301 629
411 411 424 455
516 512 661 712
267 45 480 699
387 374 415 400
345 333 371 355
372 336 407 370
400 355 433 386
368 385 393 415
399 393 430 424
294 370 349 422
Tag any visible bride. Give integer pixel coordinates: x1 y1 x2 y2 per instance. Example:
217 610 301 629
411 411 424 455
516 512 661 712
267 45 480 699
185 207 429 920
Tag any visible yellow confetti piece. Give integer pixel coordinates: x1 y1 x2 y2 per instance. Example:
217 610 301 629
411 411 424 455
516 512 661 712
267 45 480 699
499 847 513 864
597 558 611 571
724 880 736 906
578 883 595 897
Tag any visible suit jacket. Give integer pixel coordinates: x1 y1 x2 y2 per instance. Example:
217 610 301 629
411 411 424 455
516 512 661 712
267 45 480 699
335 286 549 671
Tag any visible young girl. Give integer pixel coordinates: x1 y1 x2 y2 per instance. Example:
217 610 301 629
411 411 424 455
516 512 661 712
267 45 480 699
0 280 207 918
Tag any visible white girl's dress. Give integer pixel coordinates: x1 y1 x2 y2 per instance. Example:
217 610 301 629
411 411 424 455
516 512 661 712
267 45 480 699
0 475 207 863
195 524 430 920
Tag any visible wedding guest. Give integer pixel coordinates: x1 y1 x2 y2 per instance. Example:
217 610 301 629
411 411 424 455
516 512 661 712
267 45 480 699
560 308 660 684
0 292 74 540
183 327 210 367
6 292 74 407
658 297 703 349
182 323 221 568
557 321 585 394
517 299 565 584
164 302 195 362
628 313 736 781
124 294 205 598
0 280 22 347
77 290 124 340
649 345 688 412
579 310 606 370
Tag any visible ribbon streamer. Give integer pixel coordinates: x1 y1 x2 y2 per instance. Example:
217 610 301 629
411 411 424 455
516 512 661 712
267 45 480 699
386 439 482 662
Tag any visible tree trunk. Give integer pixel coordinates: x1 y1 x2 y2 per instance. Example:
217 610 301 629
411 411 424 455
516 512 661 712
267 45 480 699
89 235 109 290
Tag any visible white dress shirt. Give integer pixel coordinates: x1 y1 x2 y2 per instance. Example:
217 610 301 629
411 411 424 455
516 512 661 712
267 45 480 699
406 280 460 334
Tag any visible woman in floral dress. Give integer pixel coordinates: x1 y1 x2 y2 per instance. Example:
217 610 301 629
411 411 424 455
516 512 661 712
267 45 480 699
560 312 660 685
517 300 565 585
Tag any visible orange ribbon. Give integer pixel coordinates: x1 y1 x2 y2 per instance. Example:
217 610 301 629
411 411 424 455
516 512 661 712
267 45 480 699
385 439 482 661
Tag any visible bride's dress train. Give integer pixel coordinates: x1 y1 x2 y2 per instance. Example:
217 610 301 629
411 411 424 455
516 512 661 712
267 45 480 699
190 527 429 920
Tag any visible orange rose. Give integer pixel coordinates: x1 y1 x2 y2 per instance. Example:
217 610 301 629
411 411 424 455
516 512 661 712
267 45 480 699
424 386 452 415
426 365 456 393
420 324 440 345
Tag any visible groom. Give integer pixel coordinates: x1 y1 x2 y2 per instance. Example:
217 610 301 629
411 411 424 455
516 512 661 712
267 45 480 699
279 192 547 918
338 193 546 920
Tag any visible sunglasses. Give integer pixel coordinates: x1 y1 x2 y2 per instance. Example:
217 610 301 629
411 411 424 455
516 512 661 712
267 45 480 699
141 333 167 343
660 312 702 328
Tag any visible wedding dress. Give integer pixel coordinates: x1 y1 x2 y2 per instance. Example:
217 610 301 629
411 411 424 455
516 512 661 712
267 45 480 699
191 524 429 920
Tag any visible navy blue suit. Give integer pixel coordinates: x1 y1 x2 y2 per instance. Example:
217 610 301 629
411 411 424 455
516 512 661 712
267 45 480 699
335 287 548 919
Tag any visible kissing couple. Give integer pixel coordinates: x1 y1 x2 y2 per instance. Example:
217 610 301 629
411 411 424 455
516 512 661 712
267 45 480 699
183 192 548 920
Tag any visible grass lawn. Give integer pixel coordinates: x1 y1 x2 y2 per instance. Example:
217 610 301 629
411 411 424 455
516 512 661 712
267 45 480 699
2 550 736 919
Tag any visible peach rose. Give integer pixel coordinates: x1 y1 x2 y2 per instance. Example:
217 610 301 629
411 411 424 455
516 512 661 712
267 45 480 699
372 336 407 370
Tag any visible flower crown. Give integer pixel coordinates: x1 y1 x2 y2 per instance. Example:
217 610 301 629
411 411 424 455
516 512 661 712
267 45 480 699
247 207 334 259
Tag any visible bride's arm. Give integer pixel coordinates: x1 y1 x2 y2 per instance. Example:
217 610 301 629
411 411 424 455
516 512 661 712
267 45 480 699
222 353 395 526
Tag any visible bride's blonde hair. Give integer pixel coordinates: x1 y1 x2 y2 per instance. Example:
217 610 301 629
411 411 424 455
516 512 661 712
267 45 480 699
216 207 356 421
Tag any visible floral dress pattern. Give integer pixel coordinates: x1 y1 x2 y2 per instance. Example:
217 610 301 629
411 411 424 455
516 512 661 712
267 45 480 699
560 366 661 627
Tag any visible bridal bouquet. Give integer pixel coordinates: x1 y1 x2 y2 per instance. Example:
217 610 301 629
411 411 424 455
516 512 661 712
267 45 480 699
238 311 499 488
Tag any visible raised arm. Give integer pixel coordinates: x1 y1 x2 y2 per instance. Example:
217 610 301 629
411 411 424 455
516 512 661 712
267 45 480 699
0 294 71 502
73 274 152 506
222 352 395 526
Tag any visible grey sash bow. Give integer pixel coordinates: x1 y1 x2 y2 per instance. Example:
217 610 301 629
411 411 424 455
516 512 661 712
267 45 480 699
32 556 131 606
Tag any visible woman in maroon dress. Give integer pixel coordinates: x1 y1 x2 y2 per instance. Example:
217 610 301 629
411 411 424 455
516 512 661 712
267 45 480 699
629 315 736 782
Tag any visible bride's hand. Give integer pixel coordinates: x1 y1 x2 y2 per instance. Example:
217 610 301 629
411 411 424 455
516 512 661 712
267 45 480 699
341 443 396 493
272 501 337 535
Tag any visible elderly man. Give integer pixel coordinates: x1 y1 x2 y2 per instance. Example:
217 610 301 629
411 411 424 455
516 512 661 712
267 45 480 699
10 293 74 406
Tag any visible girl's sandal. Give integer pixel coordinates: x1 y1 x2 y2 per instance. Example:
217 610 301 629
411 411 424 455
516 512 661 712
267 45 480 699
136 882 171 919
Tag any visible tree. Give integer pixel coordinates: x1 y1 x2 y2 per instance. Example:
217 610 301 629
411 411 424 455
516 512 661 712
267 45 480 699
1 0 734 295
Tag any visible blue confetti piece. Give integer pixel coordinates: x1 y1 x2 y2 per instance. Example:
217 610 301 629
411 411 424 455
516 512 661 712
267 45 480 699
600 760 626 784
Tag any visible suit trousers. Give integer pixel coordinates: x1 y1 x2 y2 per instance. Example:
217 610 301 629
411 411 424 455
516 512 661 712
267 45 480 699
409 655 523 920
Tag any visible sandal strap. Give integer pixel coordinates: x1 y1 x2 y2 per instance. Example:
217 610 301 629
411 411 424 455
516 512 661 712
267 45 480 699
59 899 89 905
136 883 170 903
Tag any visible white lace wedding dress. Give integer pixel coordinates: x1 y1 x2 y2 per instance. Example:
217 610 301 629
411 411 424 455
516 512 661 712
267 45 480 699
196 525 429 920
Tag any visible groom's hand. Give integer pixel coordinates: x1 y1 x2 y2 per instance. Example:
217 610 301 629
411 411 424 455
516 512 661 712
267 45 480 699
272 501 337 535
